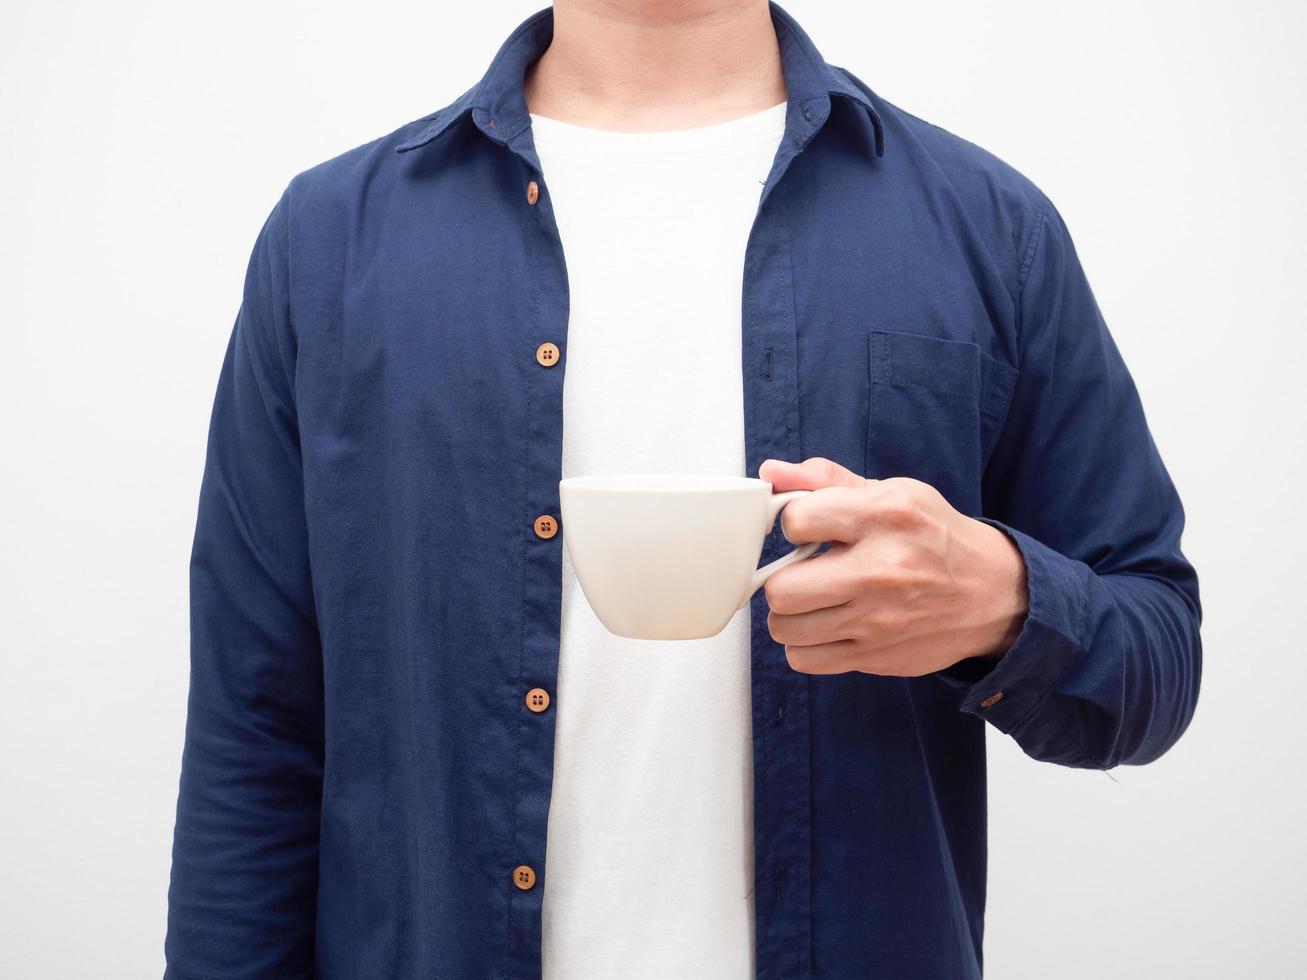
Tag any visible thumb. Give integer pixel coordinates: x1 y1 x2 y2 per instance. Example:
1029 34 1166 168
758 456 865 491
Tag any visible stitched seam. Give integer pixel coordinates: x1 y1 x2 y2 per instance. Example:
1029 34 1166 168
472 9 551 110
1005 690 1056 741
265 187 302 421
997 561 1094 735
1017 195 1050 292
1010 193 1044 373
776 187 812 978
867 332 888 475
780 191 801 460
271 186 291 267
771 15 830 157
506 165 541 975
865 333 874 473
1066 554 1100 767
889 379 976 398
502 119 533 145
786 100 826 153
772 15 825 94
982 358 1019 415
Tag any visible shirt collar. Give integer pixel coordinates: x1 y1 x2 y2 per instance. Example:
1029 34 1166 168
395 3 884 157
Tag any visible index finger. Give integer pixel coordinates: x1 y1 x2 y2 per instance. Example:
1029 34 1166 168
779 485 874 544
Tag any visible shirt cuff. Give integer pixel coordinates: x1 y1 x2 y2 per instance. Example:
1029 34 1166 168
938 520 1091 733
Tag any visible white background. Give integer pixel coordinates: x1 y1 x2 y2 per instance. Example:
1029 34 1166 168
2 1 1304 976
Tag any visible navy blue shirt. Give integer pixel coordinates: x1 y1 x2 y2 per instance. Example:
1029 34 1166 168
166 5 1201 978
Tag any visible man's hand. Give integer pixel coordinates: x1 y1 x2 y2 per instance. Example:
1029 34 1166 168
759 457 1029 676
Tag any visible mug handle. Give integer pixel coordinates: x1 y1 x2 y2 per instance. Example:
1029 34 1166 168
739 490 823 609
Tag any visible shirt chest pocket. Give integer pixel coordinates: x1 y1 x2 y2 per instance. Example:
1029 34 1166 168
866 330 1019 515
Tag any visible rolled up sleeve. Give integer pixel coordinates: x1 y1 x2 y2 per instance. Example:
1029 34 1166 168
949 192 1202 770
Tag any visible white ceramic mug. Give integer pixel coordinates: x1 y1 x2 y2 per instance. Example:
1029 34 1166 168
558 474 822 640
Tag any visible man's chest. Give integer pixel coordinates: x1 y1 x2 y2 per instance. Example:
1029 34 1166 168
290 142 1021 549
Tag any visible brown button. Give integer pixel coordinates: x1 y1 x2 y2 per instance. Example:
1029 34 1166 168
512 865 537 890
526 180 539 205
533 514 558 539
535 342 560 367
525 688 551 713
980 692 1005 709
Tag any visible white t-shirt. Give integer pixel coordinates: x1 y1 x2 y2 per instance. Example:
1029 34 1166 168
533 101 787 980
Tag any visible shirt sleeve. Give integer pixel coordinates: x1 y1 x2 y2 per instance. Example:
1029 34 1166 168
949 193 1202 769
165 188 323 977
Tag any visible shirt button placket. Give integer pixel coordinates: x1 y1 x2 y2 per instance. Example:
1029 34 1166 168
521 335 559 902
532 343 561 538
510 160 566 962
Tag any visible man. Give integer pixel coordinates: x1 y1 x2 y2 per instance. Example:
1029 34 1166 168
165 1 1201 977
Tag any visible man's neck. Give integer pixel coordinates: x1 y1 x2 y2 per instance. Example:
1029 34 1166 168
524 0 786 131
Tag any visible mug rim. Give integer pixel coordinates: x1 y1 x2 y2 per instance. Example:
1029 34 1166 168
560 474 771 494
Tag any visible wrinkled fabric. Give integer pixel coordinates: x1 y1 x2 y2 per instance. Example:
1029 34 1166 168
165 5 1201 978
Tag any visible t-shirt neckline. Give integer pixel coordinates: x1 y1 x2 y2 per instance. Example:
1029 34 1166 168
528 101 787 162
